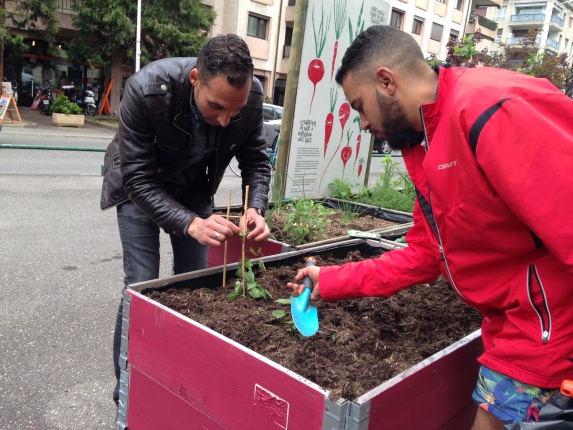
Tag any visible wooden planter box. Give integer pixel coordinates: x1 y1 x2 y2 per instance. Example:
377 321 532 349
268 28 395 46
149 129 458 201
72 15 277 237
118 240 483 430
52 112 85 128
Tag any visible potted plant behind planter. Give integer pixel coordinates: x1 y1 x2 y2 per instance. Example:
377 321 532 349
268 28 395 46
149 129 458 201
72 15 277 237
51 93 85 128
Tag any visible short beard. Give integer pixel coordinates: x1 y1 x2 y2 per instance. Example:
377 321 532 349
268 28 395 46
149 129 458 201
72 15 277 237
376 91 424 150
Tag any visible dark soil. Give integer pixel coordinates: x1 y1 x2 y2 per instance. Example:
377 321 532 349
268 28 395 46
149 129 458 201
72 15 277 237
146 249 483 401
268 210 399 244
214 208 401 245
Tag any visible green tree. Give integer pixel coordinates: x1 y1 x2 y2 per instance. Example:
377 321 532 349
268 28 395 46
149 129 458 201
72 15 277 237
444 28 573 93
0 0 59 80
68 0 217 69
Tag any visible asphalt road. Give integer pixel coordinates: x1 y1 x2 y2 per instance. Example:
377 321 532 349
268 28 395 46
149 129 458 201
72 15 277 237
0 109 401 429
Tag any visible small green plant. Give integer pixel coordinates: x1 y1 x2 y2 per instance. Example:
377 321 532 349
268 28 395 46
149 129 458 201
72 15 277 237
272 299 306 339
354 155 415 213
328 178 363 224
228 247 271 300
51 93 82 115
329 178 354 200
282 199 335 245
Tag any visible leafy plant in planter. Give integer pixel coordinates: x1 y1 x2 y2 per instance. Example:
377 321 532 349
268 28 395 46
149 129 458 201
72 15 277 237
329 156 416 213
280 199 336 245
51 93 82 115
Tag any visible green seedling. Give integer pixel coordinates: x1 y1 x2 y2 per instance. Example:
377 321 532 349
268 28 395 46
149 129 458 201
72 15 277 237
228 248 270 301
272 298 306 339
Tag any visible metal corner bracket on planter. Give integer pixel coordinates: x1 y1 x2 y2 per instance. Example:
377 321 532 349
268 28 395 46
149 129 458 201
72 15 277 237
116 239 483 430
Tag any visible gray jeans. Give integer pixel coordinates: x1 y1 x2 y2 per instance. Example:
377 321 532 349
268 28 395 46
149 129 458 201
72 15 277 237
112 197 211 404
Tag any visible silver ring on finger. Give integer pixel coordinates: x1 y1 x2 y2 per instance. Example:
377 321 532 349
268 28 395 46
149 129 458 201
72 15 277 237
214 231 220 241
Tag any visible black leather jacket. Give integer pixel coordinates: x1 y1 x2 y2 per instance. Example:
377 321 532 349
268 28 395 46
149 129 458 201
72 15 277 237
100 57 271 237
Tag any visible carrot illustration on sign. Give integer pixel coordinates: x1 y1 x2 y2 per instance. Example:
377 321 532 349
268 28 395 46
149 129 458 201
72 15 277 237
341 130 353 179
308 2 331 113
352 116 361 171
324 88 337 157
358 157 365 177
318 101 353 189
331 0 347 80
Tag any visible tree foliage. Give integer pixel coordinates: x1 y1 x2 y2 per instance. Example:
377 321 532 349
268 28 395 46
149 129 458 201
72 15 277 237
0 0 59 78
442 28 573 93
68 0 216 68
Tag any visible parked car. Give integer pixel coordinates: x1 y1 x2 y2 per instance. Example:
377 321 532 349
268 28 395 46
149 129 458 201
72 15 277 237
262 103 283 121
373 138 393 154
263 103 283 148
264 119 281 149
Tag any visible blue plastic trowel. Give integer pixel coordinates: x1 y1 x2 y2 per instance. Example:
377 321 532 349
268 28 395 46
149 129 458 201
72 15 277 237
290 257 319 337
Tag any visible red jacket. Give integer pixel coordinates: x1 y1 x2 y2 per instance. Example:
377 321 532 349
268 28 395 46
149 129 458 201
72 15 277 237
320 66 573 388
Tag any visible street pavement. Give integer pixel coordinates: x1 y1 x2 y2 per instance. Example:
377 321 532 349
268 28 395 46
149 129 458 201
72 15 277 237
1 108 122 429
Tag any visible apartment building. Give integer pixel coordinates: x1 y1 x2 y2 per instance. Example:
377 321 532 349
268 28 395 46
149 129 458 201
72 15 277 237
477 0 573 58
3 0 497 113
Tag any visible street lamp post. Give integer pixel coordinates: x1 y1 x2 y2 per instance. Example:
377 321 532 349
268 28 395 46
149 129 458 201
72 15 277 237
135 0 142 72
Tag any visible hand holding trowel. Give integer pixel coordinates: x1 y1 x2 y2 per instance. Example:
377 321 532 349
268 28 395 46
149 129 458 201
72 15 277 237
290 257 319 337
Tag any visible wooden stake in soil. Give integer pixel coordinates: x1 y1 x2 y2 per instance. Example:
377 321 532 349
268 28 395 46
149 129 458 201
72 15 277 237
241 185 250 297
222 190 231 288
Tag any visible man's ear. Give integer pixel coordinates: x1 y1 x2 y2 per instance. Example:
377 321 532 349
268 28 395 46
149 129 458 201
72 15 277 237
375 67 396 95
189 68 199 87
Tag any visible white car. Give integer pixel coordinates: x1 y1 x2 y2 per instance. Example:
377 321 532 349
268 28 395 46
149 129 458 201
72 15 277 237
263 103 283 148
373 138 393 154
262 103 283 121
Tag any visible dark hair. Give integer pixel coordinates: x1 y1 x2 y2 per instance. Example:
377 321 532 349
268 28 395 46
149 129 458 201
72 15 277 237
197 34 254 88
335 25 425 85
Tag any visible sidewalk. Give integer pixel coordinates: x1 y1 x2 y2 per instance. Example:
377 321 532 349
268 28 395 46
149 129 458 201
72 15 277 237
1 106 118 140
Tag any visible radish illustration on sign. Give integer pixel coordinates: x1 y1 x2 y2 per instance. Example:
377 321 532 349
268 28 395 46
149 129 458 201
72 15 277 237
308 2 330 114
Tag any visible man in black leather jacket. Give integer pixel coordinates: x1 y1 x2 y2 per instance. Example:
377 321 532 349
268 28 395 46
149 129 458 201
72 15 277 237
100 34 271 405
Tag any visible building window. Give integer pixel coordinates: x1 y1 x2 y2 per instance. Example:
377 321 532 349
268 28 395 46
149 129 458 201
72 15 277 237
412 17 424 35
454 0 463 11
430 23 443 41
247 14 268 39
390 10 404 29
450 30 459 42
436 0 447 4
497 6 506 21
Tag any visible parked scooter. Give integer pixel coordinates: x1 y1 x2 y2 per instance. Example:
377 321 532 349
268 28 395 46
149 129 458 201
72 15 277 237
61 85 97 116
38 85 53 115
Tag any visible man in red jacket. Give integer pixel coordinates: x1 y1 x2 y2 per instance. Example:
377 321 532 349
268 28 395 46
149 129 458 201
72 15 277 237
289 25 573 429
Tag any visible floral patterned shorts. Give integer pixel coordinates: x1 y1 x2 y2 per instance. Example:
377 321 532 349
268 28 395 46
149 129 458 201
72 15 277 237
472 365 560 424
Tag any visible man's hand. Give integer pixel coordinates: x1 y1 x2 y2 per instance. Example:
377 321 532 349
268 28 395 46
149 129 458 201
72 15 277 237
239 208 270 242
287 265 321 300
187 214 241 246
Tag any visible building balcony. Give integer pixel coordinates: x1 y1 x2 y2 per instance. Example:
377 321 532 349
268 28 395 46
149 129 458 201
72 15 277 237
472 0 503 8
549 14 564 31
509 13 545 29
505 36 542 45
466 15 499 40
545 37 560 51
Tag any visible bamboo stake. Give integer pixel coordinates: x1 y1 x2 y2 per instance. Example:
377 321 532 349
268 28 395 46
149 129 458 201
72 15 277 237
241 185 250 297
222 190 231 288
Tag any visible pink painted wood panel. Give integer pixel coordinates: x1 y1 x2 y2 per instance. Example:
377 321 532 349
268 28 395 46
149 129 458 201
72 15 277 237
366 333 483 430
127 291 328 430
127 366 227 429
207 236 289 267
